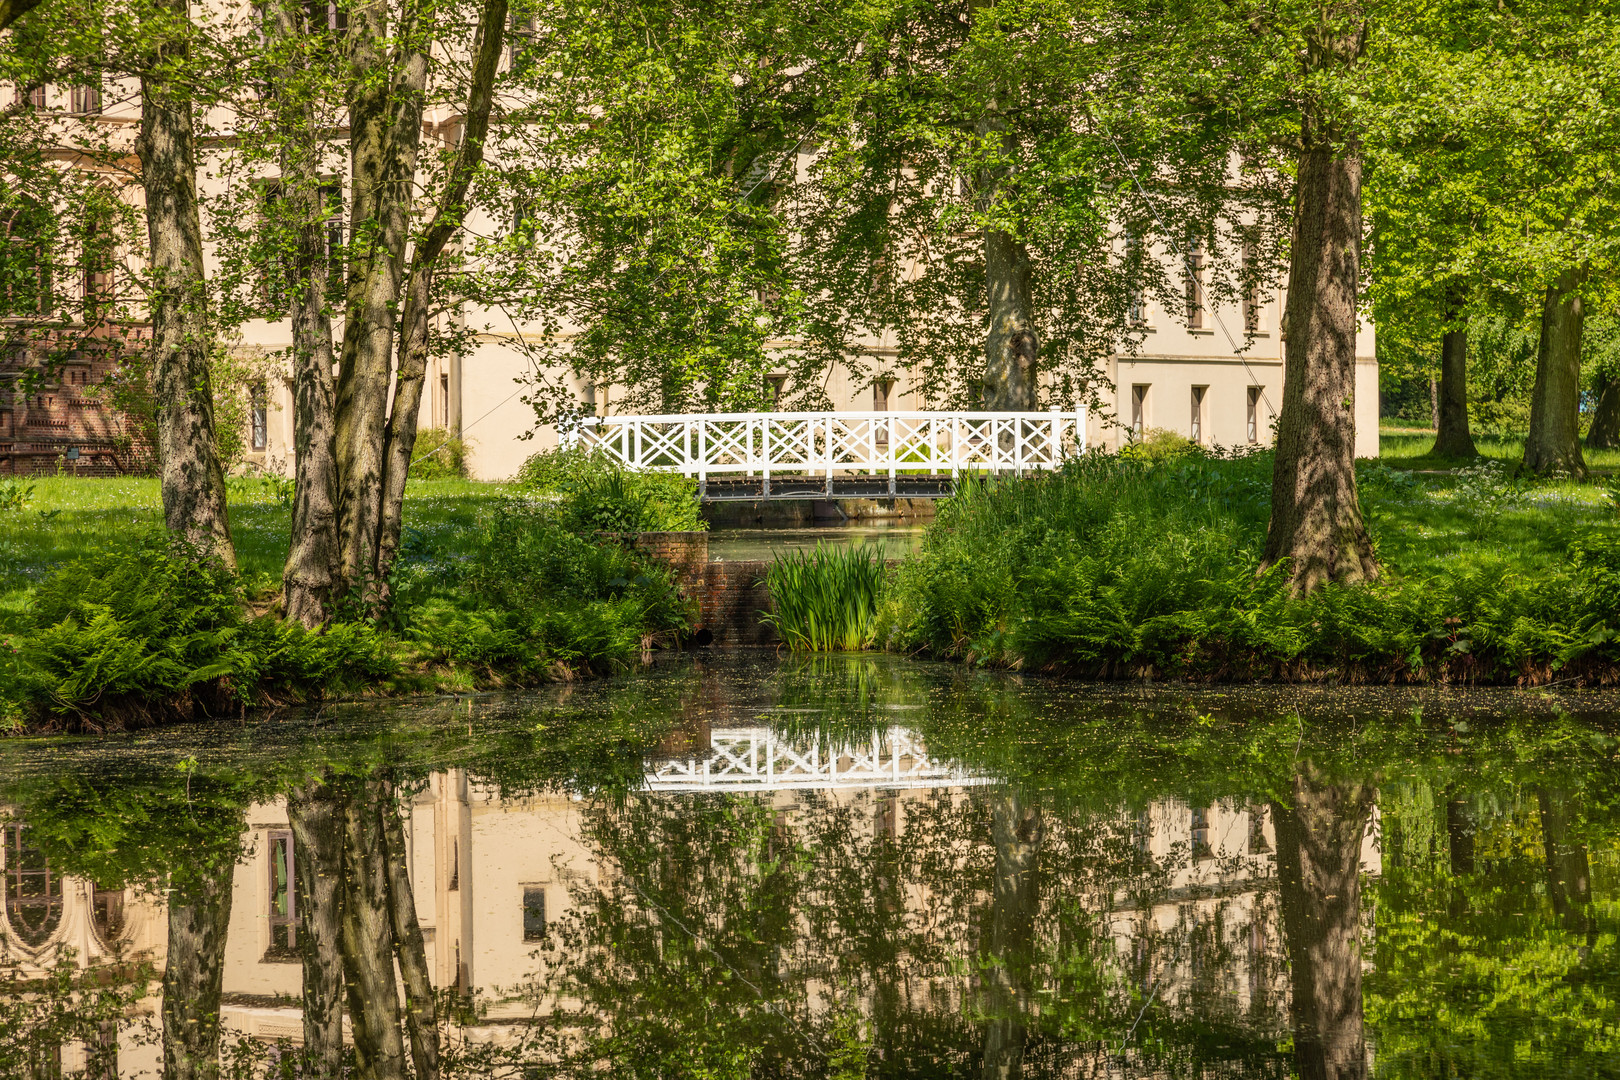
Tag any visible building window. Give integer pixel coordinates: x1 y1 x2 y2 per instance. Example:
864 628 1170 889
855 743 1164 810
4 823 62 947
765 373 787 408
1130 384 1149 436
872 378 892 412
267 830 296 959
1124 231 1145 325
1247 804 1271 854
1184 238 1205 329
18 85 45 110
309 0 347 34
70 84 101 115
1246 386 1262 444
250 382 268 451
508 8 538 73
522 886 546 941
439 372 450 428
1191 806 1214 861
1190 385 1206 444
1242 242 1261 332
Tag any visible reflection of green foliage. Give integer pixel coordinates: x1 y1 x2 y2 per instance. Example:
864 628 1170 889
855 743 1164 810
0 949 153 1079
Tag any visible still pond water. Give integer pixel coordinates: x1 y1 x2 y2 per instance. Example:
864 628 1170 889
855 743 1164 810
2 654 1617 1079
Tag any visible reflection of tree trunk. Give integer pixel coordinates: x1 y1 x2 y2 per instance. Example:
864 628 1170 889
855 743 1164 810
1537 788 1592 939
981 793 1042 1080
1444 792 1474 876
1271 765 1374 1080
340 777 408 1080
381 777 441 1080
161 858 236 1080
288 778 347 1079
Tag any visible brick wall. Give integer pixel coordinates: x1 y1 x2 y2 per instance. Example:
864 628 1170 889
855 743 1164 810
632 531 778 646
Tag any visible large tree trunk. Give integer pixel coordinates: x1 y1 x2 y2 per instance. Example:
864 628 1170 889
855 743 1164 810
334 0 429 608
1430 312 1477 458
1585 368 1620 450
136 0 234 569
288 778 347 1080
380 777 441 1080
1271 765 1374 1080
161 860 236 1080
1262 78 1377 592
1524 266 1589 478
375 0 508 595
271 0 342 627
980 793 1041 1080
340 777 409 1080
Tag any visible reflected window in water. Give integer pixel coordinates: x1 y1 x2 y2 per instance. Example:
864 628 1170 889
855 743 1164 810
266 829 296 960
3 822 62 948
523 886 548 941
90 884 125 948
1191 805 1214 861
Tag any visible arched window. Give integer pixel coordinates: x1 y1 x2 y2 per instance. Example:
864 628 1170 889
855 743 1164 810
4 823 63 947
1 198 54 317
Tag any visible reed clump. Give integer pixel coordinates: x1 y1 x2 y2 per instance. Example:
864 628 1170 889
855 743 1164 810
763 544 887 652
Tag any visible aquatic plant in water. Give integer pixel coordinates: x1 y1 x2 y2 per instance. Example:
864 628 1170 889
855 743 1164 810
763 543 886 652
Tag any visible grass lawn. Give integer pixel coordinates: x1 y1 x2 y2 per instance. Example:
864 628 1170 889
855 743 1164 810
0 476 515 612
1380 423 1620 472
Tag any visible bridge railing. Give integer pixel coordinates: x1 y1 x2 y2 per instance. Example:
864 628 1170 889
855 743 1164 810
560 408 1088 481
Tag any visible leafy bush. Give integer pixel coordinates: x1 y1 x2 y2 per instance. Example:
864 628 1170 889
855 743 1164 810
763 544 887 651
881 452 1620 682
516 447 703 533
0 478 34 511
410 428 470 480
0 533 395 726
1119 427 1199 464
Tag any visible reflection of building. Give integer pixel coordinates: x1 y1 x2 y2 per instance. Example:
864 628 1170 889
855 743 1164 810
1 736 1381 1075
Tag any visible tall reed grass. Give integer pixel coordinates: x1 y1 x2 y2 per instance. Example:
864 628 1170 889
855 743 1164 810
763 543 887 652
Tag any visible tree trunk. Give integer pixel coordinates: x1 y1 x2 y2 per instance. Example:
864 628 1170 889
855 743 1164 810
1537 787 1593 940
1271 765 1374 1080
161 860 236 1080
1524 266 1588 478
287 778 346 1080
1585 367 1620 450
380 777 441 1080
136 0 234 569
1262 83 1377 592
334 0 429 608
1430 314 1476 458
340 777 409 1080
980 793 1041 1080
375 0 508 595
271 0 342 627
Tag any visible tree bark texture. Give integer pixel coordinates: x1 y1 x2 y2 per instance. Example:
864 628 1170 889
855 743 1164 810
1524 266 1589 478
340 776 409 1080
1587 368 1620 450
271 0 342 627
1430 315 1477 458
980 793 1041 1080
376 0 509 594
136 0 234 570
1262 106 1377 592
1271 765 1374 1080
288 778 347 1080
334 0 429 607
380 778 441 1080
161 859 236 1080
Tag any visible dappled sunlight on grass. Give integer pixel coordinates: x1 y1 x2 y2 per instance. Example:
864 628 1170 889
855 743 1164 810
1380 425 1620 471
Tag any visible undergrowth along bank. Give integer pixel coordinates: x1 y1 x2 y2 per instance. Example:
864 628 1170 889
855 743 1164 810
879 448 1620 684
763 544 887 652
0 448 702 731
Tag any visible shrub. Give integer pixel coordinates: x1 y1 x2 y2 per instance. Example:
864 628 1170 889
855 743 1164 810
516 446 703 532
1119 427 1199 464
0 478 34 511
764 544 887 652
410 428 470 480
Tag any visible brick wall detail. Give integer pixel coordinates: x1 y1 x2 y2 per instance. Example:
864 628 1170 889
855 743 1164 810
633 531 777 646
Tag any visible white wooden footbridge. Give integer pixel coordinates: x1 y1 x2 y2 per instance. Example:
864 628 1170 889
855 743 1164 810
561 409 1088 500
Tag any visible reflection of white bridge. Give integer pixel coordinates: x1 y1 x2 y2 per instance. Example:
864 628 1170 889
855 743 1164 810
644 726 993 792
562 410 1088 500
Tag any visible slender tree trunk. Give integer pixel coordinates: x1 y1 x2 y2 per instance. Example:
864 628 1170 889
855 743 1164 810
376 0 508 594
1524 266 1588 478
1428 378 1438 430
1262 57 1377 592
1430 312 1476 458
136 0 234 569
1585 368 1620 450
288 778 347 1080
334 0 429 607
271 0 342 627
379 778 441 1080
1271 765 1374 1080
980 793 1041 1080
340 777 409 1080
161 860 236 1080
1537 787 1593 940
